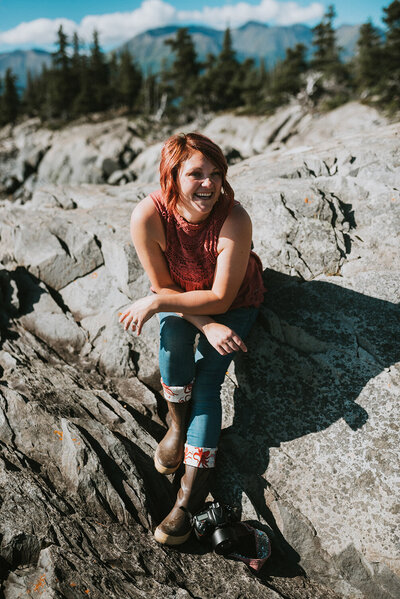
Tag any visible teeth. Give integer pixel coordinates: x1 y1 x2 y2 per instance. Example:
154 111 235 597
196 193 212 197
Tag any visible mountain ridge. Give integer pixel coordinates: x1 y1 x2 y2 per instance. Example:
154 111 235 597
0 21 365 87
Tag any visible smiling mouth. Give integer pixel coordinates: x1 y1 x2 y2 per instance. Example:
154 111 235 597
194 192 213 199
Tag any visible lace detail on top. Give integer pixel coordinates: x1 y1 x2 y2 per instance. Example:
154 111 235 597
150 189 265 308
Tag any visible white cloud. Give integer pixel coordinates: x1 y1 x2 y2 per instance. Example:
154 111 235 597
79 0 177 46
0 18 77 47
0 0 325 50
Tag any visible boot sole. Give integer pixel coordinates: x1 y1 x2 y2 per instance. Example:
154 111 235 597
154 526 191 545
154 452 181 475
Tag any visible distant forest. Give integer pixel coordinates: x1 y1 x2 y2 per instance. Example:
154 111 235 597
0 2 399 127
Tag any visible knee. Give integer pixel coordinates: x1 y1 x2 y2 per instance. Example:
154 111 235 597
160 315 196 352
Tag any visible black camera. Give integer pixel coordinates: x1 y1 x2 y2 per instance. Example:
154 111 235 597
192 501 241 555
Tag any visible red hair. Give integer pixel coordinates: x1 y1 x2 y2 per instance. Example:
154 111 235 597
159 132 234 211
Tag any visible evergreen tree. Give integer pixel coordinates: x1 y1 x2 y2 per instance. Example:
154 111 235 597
236 57 263 113
0 77 3 122
311 5 343 77
163 28 201 118
269 43 308 106
49 25 72 117
0 68 19 125
22 70 41 116
203 28 242 111
354 21 383 92
70 33 92 116
310 5 351 107
70 33 83 101
140 71 160 116
36 64 54 120
382 0 400 104
115 50 142 111
88 30 111 112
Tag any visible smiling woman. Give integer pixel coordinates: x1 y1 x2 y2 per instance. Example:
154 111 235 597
175 152 222 223
119 132 265 545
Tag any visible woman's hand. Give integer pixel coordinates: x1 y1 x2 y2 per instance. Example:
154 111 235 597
202 322 247 355
119 296 158 335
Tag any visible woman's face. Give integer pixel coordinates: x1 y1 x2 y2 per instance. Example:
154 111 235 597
176 151 222 223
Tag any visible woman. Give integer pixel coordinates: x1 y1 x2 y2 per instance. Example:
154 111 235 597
119 132 265 546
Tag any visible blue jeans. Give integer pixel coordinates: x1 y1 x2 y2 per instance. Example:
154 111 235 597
158 306 259 449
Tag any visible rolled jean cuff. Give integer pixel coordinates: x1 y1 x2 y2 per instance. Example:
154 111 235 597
184 443 217 468
161 378 193 403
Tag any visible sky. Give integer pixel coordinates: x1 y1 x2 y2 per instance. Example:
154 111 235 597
0 0 388 53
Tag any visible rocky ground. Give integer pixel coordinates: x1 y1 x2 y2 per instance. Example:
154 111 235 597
0 102 399 598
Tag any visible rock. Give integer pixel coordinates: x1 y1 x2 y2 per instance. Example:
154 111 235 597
202 104 306 158
36 119 131 185
14 269 88 358
285 102 389 149
0 207 104 290
129 141 163 184
107 168 137 185
0 102 399 599
0 117 148 200
0 119 53 197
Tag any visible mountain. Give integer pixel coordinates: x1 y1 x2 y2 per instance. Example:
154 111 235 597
117 24 223 73
116 21 364 73
0 22 369 89
0 49 51 89
232 22 313 68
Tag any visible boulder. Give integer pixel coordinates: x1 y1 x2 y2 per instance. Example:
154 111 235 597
0 102 399 599
0 117 148 199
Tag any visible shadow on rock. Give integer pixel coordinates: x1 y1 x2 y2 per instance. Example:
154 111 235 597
213 268 399 589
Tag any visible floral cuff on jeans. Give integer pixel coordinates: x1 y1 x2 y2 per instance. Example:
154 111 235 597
184 444 217 468
161 379 193 403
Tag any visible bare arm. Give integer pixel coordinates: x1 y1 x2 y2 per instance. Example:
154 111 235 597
119 196 251 353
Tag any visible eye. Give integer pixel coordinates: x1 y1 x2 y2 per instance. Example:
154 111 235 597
211 171 221 179
189 170 203 179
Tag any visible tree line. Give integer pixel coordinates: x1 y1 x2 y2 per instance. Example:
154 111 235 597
0 1 399 127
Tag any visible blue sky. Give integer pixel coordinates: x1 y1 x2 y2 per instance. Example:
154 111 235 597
0 0 387 52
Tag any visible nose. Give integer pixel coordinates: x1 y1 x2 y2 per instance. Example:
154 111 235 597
201 177 213 187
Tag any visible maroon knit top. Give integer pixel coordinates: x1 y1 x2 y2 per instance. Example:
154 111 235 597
149 190 265 310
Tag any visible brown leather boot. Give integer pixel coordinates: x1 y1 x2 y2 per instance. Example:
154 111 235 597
154 465 212 545
154 400 190 474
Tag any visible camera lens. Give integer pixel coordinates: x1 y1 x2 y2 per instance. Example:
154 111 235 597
212 526 239 555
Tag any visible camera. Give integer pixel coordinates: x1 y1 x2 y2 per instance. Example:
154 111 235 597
192 501 241 555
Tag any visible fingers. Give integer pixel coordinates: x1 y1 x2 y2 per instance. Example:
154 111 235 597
235 336 248 352
217 335 247 355
118 310 141 334
225 333 247 353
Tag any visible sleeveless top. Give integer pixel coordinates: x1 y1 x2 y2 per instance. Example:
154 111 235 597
150 189 265 310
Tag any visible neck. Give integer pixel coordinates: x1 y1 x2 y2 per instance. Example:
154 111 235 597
175 205 209 224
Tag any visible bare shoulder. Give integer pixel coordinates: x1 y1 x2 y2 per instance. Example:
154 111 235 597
131 194 158 226
221 202 252 236
130 194 165 247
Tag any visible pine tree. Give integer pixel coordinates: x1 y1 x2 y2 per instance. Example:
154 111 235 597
310 5 351 107
88 30 111 112
269 43 308 106
140 71 160 116
203 28 242 111
382 0 400 104
115 50 142 111
237 58 263 113
49 25 72 118
70 32 92 116
163 28 201 119
311 5 343 77
22 70 40 116
0 68 19 125
355 21 383 92
70 33 83 102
